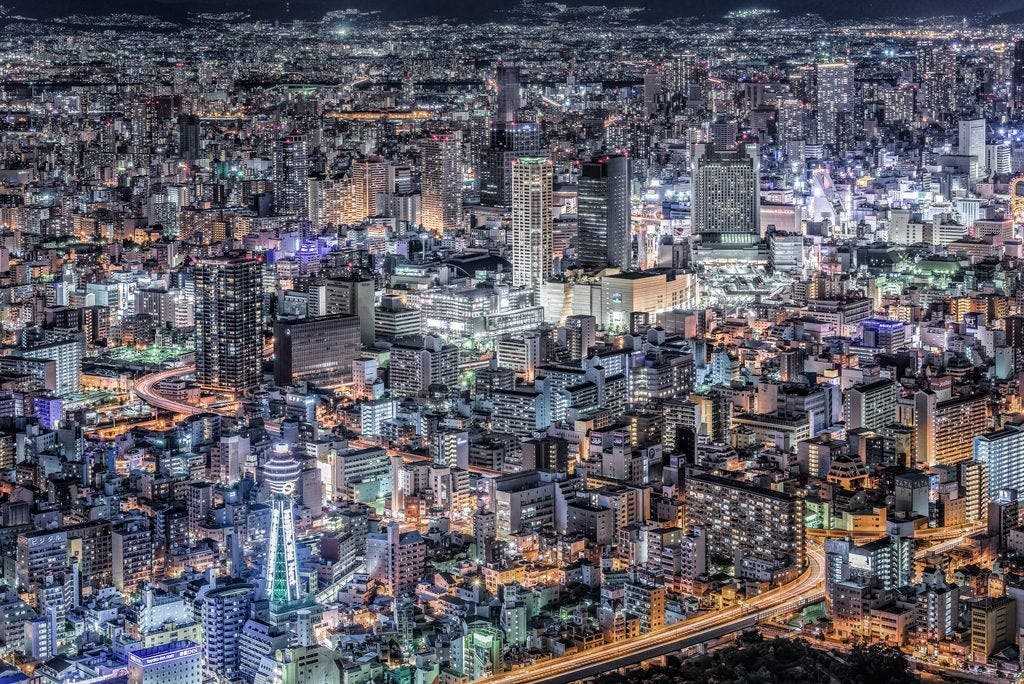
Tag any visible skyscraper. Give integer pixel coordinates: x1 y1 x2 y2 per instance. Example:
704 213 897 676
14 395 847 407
420 132 461 232
345 155 390 223
578 154 631 270
195 255 262 393
495 64 521 123
815 62 853 147
479 121 546 207
273 131 309 217
177 114 200 161
511 157 553 303
264 443 302 607
691 143 759 248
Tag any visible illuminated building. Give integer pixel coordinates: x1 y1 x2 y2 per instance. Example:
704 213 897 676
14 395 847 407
272 314 360 387
913 391 989 467
511 156 553 303
684 472 804 582
495 64 521 123
420 132 462 232
691 143 759 253
195 254 263 393
127 640 202 684
479 122 545 207
578 154 631 270
815 62 853 147
273 131 309 217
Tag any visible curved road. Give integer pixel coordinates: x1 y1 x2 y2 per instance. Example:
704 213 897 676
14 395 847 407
133 365 238 418
479 542 826 684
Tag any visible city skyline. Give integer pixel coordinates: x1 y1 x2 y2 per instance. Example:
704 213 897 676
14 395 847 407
2 5 1024 684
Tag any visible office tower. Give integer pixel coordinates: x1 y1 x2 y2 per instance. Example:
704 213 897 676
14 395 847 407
684 472 804 581
859 318 907 353
1014 38 1024 112
495 64 521 123
511 156 553 302
201 581 254 681
479 121 546 207
345 156 390 222
264 443 302 607
578 154 631 270
843 378 896 431
195 255 262 393
709 117 739 149
959 118 986 181
177 114 200 161
691 143 759 248
420 132 461 232
272 314 360 387
374 295 424 341
273 131 309 217
815 62 853 147
913 391 989 467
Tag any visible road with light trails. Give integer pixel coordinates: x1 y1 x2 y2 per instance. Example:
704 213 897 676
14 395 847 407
132 365 239 418
478 542 826 684
133 342 273 417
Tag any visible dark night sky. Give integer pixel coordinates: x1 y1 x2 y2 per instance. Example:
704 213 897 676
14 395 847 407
6 0 1024 22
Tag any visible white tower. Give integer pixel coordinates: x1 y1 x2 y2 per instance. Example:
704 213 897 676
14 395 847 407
264 443 301 606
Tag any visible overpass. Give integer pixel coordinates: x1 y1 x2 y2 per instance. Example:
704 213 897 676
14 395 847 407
479 543 826 684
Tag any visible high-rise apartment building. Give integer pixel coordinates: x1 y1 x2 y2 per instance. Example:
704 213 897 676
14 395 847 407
420 132 461 232
177 115 200 161
388 335 459 398
274 131 309 217
345 156 390 223
511 156 553 302
974 424 1024 498
684 472 804 582
913 391 989 467
843 379 896 431
195 255 263 393
958 118 986 181
815 62 854 147
201 581 254 681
